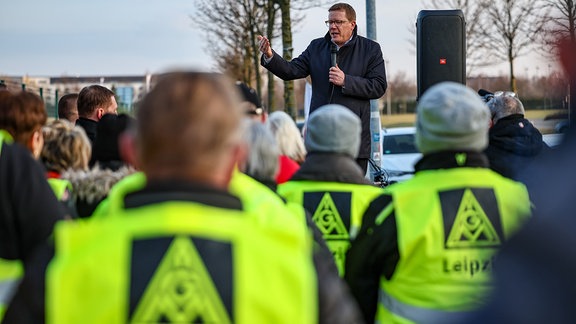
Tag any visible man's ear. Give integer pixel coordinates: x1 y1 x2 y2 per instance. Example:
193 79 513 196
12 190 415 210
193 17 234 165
28 130 43 159
119 131 138 169
96 108 104 120
222 142 248 187
235 142 248 172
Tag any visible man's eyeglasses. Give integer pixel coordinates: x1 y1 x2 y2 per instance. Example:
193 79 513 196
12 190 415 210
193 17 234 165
325 20 348 27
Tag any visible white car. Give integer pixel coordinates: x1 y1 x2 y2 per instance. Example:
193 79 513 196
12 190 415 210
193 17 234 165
377 127 560 185
380 127 422 183
543 133 563 147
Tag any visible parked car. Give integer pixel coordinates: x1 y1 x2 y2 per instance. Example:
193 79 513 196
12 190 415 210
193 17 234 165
380 127 422 183
554 120 570 134
377 127 561 186
543 133 564 148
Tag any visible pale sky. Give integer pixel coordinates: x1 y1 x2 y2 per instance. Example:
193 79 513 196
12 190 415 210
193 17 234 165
0 0 545 79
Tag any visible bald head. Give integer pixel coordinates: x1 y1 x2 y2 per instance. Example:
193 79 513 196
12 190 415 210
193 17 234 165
135 72 244 183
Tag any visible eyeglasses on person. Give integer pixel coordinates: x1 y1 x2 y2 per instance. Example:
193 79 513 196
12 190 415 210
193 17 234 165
325 20 348 27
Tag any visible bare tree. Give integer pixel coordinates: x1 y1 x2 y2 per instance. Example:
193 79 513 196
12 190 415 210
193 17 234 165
389 71 417 101
540 0 576 48
538 0 575 107
269 0 329 116
421 0 490 76
194 0 332 116
479 0 548 92
265 1 279 110
275 0 296 118
194 0 280 99
539 0 575 117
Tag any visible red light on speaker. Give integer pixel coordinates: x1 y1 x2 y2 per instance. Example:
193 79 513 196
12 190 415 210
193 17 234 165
439 58 447 65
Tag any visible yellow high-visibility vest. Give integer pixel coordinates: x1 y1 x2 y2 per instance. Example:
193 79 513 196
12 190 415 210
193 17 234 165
47 173 317 324
375 167 531 323
278 180 384 275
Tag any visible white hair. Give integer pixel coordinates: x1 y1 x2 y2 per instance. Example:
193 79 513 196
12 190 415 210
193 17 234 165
266 111 307 163
487 95 525 124
242 119 280 182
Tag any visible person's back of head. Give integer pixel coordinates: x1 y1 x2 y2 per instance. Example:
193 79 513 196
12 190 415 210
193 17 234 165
242 119 280 183
135 71 243 185
487 95 525 124
91 113 134 170
415 82 490 154
304 104 361 158
267 111 307 163
77 85 117 120
0 90 47 158
58 93 79 123
41 119 91 174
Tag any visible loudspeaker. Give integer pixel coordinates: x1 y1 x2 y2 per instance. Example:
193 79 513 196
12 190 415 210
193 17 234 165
417 10 466 100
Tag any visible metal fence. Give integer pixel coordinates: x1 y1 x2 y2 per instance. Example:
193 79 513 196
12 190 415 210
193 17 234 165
0 79 134 118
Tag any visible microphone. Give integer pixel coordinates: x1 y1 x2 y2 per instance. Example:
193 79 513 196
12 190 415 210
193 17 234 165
330 44 338 67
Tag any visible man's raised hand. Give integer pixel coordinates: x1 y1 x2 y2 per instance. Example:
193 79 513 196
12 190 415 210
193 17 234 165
257 35 273 59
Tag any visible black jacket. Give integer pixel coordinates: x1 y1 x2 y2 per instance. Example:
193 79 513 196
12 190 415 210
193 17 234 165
75 117 97 146
469 126 576 323
484 114 550 180
262 27 387 158
0 140 65 262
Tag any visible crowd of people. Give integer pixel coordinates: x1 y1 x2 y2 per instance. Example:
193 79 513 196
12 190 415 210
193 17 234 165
1 2 575 323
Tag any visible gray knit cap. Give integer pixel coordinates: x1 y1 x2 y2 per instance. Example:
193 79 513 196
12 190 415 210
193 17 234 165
416 82 490 154
305 104 361 158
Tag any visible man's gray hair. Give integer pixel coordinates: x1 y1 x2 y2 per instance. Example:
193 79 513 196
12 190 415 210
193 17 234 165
487 96 525 124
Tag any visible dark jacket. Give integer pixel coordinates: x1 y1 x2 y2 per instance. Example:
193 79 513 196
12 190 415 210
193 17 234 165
468 126 576 323
262 28 387 158
484 114 550 180
75 117 98 146
0 139 65 262
90 113 133 168
291 152 373 185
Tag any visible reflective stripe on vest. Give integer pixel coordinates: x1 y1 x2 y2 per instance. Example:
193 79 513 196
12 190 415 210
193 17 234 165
378 289 471 324
0 279 21 306
0 133 20 320
0 258 23 310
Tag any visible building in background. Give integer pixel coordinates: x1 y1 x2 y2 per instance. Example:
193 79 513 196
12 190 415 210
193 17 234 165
0 74 156 117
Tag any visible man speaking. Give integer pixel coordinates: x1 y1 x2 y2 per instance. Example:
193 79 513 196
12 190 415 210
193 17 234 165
258 2 387 174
